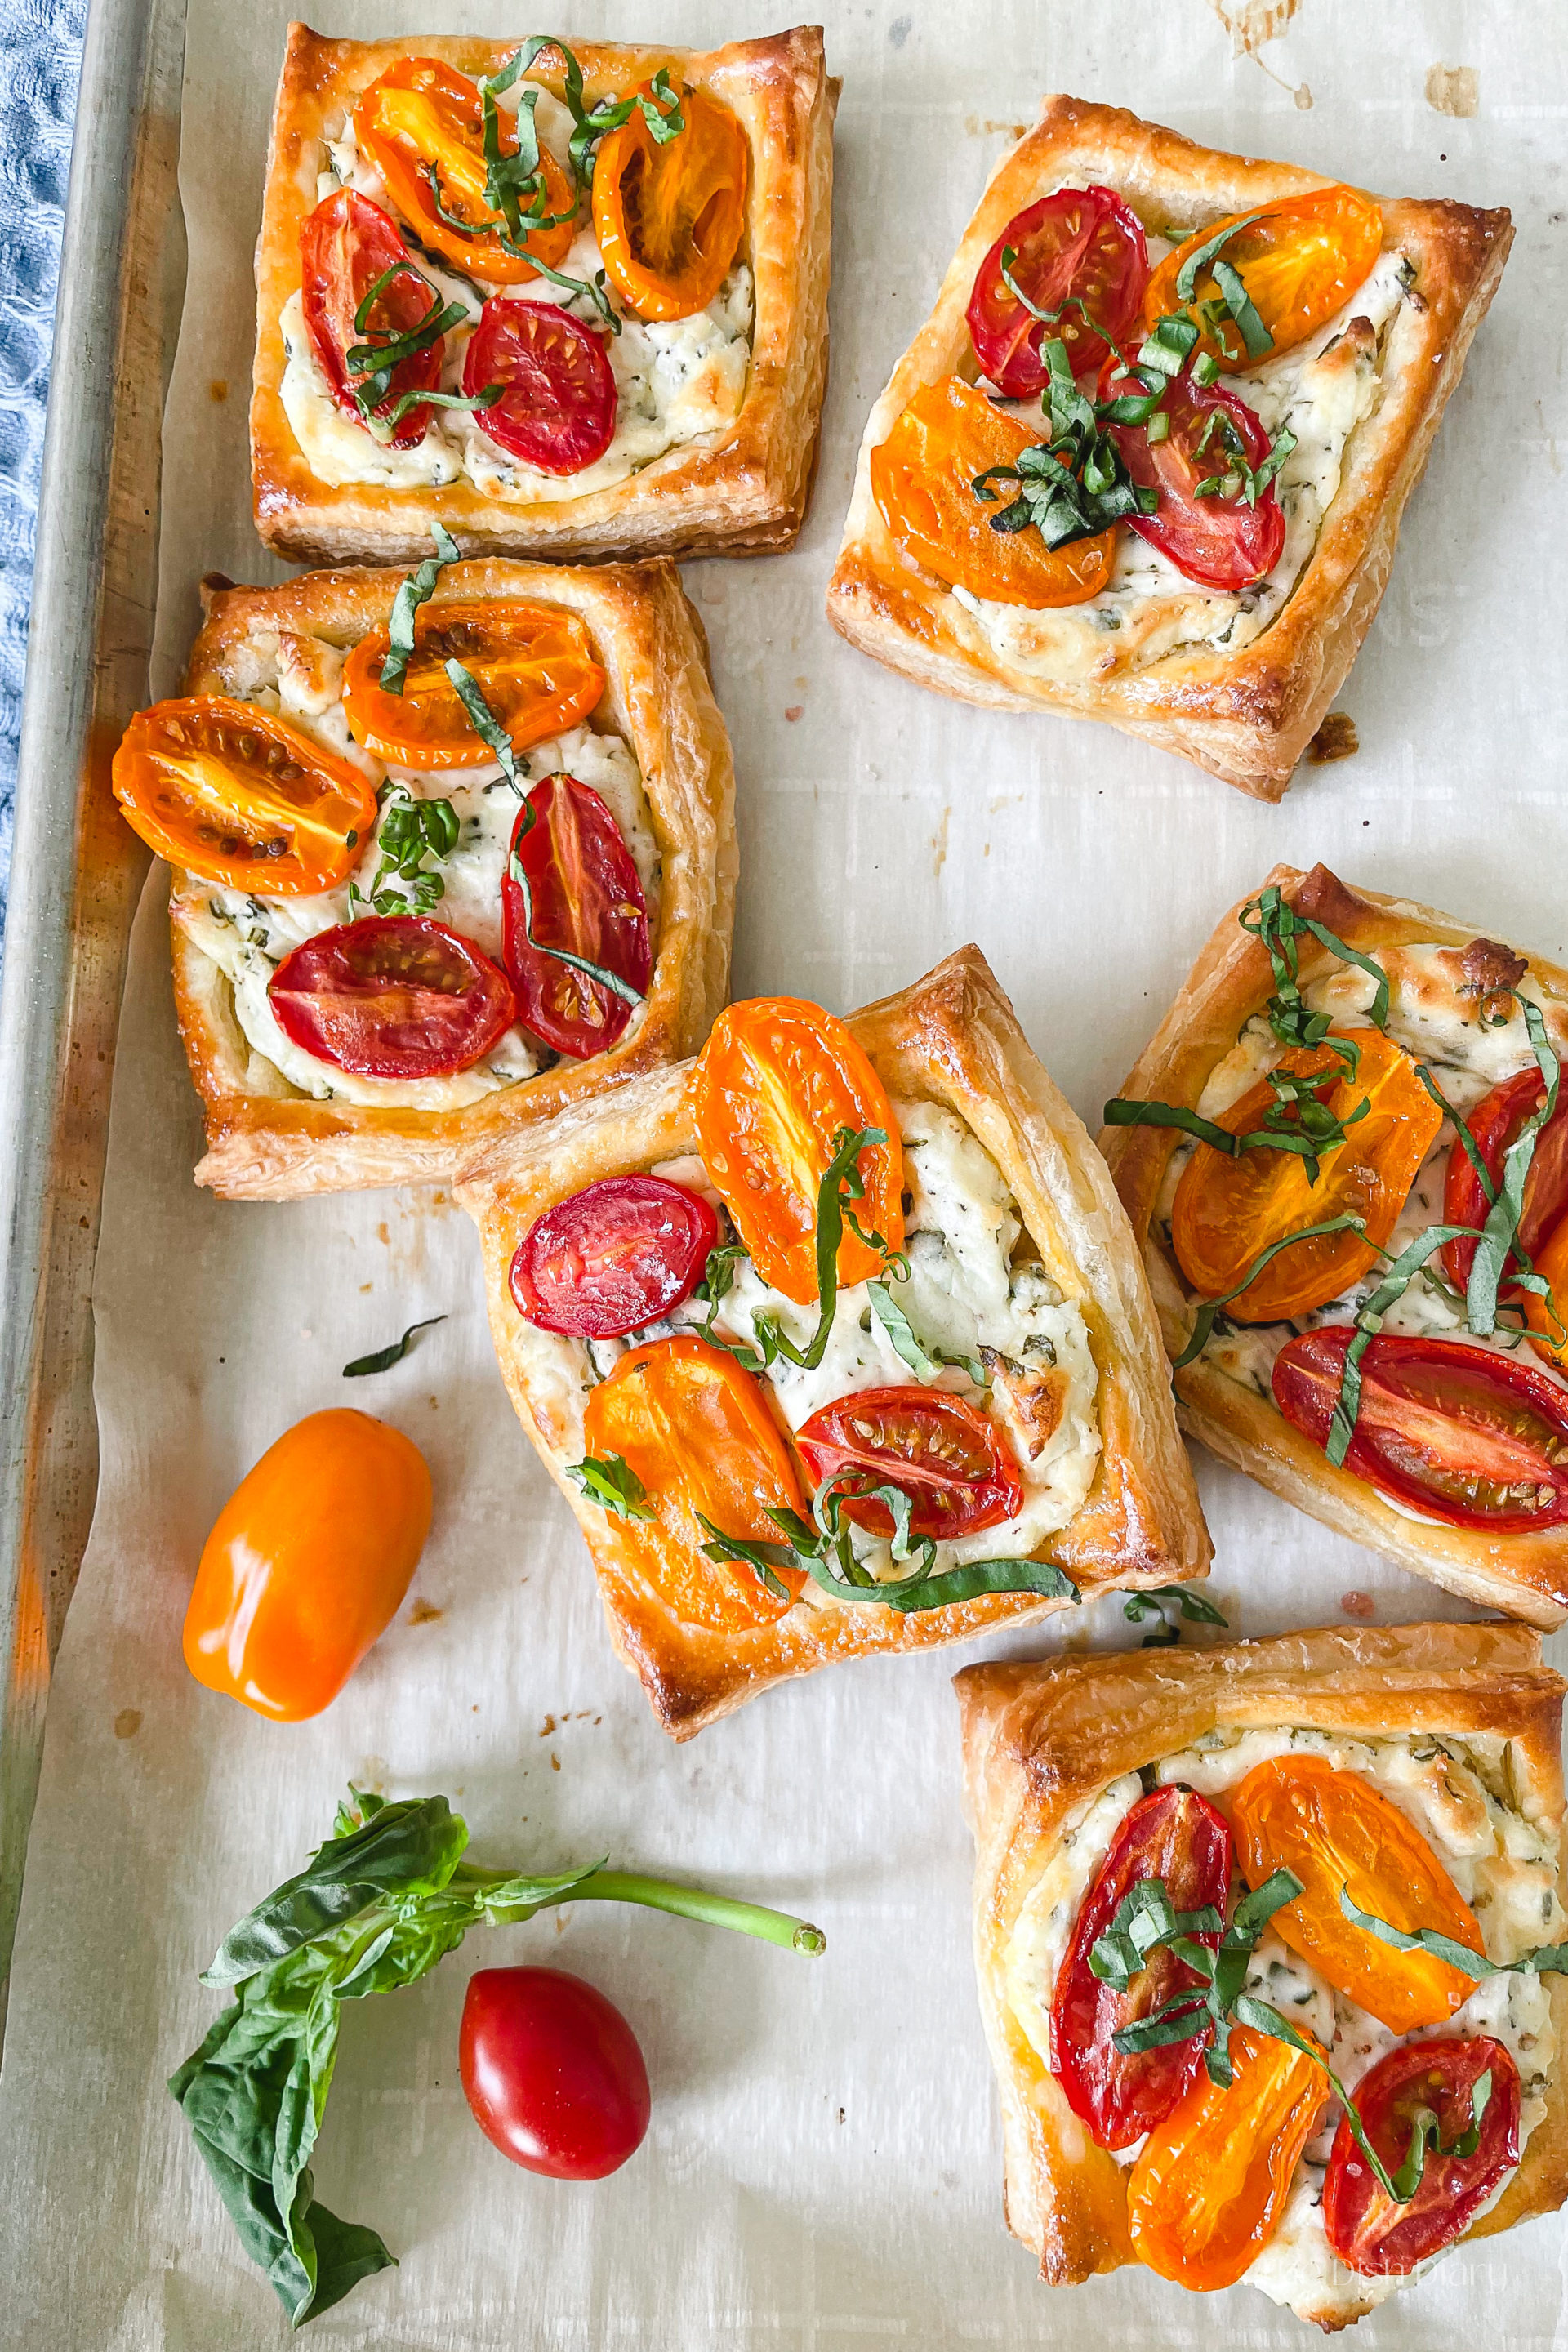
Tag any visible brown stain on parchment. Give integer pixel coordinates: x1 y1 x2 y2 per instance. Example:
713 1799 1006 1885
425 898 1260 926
1308 713 1360 764
1426 65 1479 118
1208 0 1313 105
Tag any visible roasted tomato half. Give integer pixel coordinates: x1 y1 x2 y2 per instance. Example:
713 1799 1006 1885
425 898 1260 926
966 185 1148 394
300 190 446 447
1322 2036 1521 2276
112 696 376 895
1143 185 1383 371
795 1387 1024 1541
1525 1215 1568 1369
269 915 515 1080
593 83 747 321
464 296 618 474
342 599 605 768
1101 354 1285 590
1443 1065 1568 1294
510 1175 718 1338
1272 1327 1568 1535
502 773 651 1061
1051 1786 1232 2150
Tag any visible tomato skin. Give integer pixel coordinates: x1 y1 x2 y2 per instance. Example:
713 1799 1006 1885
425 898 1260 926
1323 2037 1521 2275
502 774 652 1061
460 1967 651 2180
1272 1327 1568 1535
510 1176 719 1338
1144 186 1383 371
182 1409 432 1722
269 915 516 1080
1442 1067 1568 1294
1525 1215 1568 1370
353 58 577 283
465 298 618 475
795 1386 1024 1540
593 84 747 322
967 187 1148 394
1102 355 1285 590
1051 1787 1232 2151
112 696 377 896
300 190 443 447
342 599 605 769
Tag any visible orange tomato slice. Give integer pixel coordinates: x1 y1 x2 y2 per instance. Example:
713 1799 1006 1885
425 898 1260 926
593 82 747 321
870 377 1117 609
581 1334 806 1632
1169 1031 1441 1321
342 599 606 768
692 997 905 1307
112 696 377 896
1144 185 1383 372
1525 1212 1568 1369
354 57 577 283
1232 1755 1485 2033
1127 2025 1330 2291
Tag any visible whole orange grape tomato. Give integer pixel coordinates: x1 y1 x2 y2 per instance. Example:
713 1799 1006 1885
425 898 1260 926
581 1334 806 1632
1126 2025 1330 2290
1143 185 1383 372
1169 1031 1441 1321
112 697 377 896
690 997 904 1307
341 600 605 768
593 83 747 321
353 57 577 283
1232 1754 1484 2032
183 1409 433 1722
870 377 1117 609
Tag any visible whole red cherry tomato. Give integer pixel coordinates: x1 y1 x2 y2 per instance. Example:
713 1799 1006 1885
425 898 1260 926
1322 2036 1521 2274
464 298 617 474
460 1965 651 2180
1101 350 1285 590
1443 1066 1568 1293
269 915 515 1080
300 190 444 448
967 186 1148 394
510 1175 719 1337
502 774 651 1061
795 1386 1023 1539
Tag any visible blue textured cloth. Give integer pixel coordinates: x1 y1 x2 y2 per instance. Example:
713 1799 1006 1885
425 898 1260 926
0 0 86 951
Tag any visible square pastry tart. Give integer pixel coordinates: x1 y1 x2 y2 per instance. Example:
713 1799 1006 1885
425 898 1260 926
826 97 1512 800
455 947 1209 1735
113 555 735 1198
956 1621 1568 2329
253 24 835 566
1100 863 1568 1628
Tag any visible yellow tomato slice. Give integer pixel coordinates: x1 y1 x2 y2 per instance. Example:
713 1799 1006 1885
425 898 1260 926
342 600 606 768
1144 185 1383 371
593 83 747 321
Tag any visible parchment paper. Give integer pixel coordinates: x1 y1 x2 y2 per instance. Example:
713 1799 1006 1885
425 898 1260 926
3 2 1568 2345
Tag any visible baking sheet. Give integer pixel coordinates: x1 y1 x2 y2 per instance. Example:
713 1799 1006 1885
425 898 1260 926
3 0 1568 2344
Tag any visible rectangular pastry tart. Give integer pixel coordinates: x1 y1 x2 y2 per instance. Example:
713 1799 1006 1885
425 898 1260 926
1100 862 1568 1628
455 947 1209 1735
112 555 735 1197
956 1621 1568 2328
253 24 835 565
826 96 1511 800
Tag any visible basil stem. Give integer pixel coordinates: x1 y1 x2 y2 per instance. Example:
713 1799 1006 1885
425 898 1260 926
1173 1212 1366 1370
341 1314 446 1378
381 521 461 693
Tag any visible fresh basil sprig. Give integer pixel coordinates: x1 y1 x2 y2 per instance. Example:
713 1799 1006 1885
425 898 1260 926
342 1315 447 1377
380 520 461 693
568 1451 655 1518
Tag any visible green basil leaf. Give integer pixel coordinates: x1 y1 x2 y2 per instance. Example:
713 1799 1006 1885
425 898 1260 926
1230 1993 1404 2203
1174 1213 1366 1370
1121 1584 1229 1626
1466 998 1561 1334
1210 256 1275 358
694 1512 795 1602
1174 210 1271 305
567 1452 656 1520
381 524 462 692
342 1315 447 1378
1325 1222 1483 1464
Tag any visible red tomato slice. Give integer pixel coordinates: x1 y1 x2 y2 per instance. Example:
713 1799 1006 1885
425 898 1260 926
966 186 1148 396
1322 2036 1521 2276
1051 1786 1232 2151
300 190 443 448
1101 351 1285 589
1272 1328 1568 1532
510 1176 718 1339
502 773 652 1062
464 298 617 474
795 1386 1023 1539
1443 1067 1568 1293
269 915 514 1080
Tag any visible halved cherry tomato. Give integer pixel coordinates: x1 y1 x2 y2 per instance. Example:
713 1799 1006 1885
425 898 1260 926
1232 1755 1484 2032
870 377 1117 609
795 1387 1023 1539
1127 2025 1330 2290
1323 2036 1521 2275
1051 1787 1232 2150
1170 1032 1441 1321
270 915 514 1080
1143 185 1383 372
1272 1327 1568 1533
581 1334 807 1631
461 1966 651 2181
593 83 747 322
352 57 577 283
300 190 445 448
1443 1066 1568 1294
182 1408 432 1722
112 696 376 896
1525 1216 1568 1369
342 600 605 768
691 998 904 1307
1100 351 1285 590
502 774 651 1061
464 296 617 474
967 187 1148 395
510 1175 718 1338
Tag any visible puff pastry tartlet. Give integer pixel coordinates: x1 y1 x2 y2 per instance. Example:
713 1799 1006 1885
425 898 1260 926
1102 862 1568 1628
127 557 734 1198
253 24 835 566
826 96 1511 800
456 947 1208 1736
956 1621 1568 2328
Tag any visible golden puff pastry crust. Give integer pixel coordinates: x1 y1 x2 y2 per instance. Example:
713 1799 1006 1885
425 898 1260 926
252 24 836 566
455 945 1209 1737
826 95 1511 801
171 555 736 1199
955 1621 1568 2326
1100 861 1568 1628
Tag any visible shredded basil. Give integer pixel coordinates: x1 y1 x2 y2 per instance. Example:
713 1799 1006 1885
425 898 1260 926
345 261 468 419
1120 1585 1229 1647
1174 1212 1366 1370
866 1279 984 1387
443 655 526 793
1465 1000 1561 1334
970 335 1158 548
1172 209 1275 351
342 1316 447 1377
1324 1223 1486 1466
1338 1884 1568 1979
349 783 460 917
381 521 461 693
